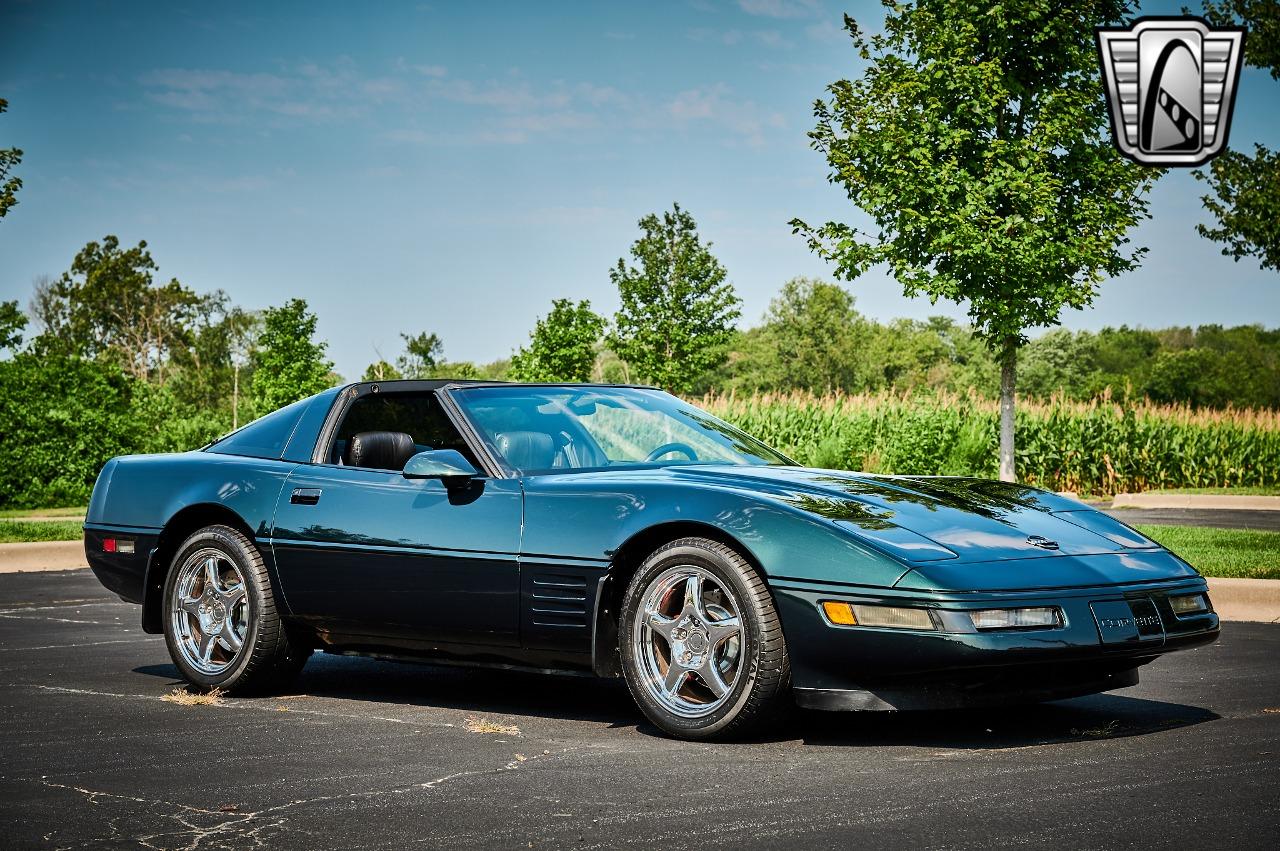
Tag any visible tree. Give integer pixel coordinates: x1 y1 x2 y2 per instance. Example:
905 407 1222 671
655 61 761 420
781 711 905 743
0 300 26 352
250 299 333 413
762 278 868 393
397 332 443 378
792 3 1156 480
1018 328 1099 399
166 300 258 425
34 236 208 382
224 309 258 429
1195 0 1280 271
509 299 606 382
609 204 741 393
1196 144 1280 271
361 359 403 382
0 99 20 221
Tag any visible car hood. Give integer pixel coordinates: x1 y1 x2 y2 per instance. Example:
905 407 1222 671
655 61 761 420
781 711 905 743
662 465 1162 567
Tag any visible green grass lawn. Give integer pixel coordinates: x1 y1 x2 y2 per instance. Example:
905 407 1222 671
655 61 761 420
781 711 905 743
0 506 87 519
1135 524 1280 580
0 520 85 543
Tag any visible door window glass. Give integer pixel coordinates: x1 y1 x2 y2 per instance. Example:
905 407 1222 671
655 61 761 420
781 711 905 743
328 392 478 468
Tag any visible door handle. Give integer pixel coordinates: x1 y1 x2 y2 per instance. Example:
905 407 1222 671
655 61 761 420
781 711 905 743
290 488 322 506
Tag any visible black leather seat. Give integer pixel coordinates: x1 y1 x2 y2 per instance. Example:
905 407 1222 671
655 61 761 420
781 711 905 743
494 431 556 471
345 431 416 471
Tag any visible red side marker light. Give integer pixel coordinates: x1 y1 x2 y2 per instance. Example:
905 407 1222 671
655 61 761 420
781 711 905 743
102 538 117 553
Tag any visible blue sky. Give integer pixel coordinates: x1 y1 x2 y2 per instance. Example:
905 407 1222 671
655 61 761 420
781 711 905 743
2 0 1277 379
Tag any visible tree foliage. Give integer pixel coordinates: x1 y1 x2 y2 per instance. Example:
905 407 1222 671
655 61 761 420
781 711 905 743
250 298 334 413
0 99 20 221
0 351 142 507
0 300 27 351
1195 1 1280 272
762 278 870 393
509 299 605 382
1196 144 1280 271
33 236 212 382
609 204 741 392
1203 0 1280 79
791 1 1156 478
397 332 443 379
362 359 404 382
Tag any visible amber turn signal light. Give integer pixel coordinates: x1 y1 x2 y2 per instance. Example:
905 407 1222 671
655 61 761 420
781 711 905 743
822 601 858 625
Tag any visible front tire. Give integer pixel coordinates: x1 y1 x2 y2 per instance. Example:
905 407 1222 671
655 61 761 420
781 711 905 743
619 537 790 740
162 524 310 694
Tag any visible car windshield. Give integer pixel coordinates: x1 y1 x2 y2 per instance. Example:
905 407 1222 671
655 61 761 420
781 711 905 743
450 386 793 473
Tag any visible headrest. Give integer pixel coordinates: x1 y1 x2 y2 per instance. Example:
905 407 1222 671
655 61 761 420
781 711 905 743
345 431 416 471
494 431 556 471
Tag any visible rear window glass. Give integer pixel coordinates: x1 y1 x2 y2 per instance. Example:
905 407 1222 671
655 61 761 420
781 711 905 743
206 398 309 461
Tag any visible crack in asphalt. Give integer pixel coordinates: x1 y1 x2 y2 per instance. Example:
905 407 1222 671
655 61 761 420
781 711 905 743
34 749 568 850
0 599 113 612
0 613 116 625
0 636 162 652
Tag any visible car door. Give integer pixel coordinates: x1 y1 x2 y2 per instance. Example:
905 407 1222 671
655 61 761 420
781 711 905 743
269 388 523 647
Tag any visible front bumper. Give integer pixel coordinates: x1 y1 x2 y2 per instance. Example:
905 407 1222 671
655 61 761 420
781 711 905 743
774 575 1219 710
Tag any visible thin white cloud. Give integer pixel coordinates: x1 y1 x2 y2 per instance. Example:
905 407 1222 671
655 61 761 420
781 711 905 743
737 0 822 19
140 59 779 148
687 27 793 48
137 64 378 123
806 16 847 43
668 83 785 146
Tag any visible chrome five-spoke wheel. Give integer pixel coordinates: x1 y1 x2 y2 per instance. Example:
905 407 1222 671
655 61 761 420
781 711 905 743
632 565 744 718
170 548 249 675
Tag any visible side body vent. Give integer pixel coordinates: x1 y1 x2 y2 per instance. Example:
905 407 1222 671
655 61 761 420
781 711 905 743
520 561 606 654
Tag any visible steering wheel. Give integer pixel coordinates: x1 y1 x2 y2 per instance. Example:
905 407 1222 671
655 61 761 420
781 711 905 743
645 442 698 462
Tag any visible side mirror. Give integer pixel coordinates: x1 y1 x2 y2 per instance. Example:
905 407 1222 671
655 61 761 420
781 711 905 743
402 449 478 484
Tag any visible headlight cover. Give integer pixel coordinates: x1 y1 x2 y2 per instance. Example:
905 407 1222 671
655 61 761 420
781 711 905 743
1169 593 1210 615
968 606 1063 631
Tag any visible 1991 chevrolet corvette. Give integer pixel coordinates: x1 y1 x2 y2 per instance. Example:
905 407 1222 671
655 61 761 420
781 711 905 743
85 380 1219 739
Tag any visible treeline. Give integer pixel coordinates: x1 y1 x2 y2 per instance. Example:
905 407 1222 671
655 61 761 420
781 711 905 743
0 237 335 506
2 213 1278 507
700 279 1280 409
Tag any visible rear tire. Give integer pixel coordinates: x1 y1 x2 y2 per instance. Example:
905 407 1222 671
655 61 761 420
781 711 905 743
162 524 310 694
619 537 790 740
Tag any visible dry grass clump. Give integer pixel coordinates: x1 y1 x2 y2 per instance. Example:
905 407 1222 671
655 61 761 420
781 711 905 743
161 686 225 706
464 716 521 735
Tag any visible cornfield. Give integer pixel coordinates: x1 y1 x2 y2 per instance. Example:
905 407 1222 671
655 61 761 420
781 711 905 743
695 391 1280 496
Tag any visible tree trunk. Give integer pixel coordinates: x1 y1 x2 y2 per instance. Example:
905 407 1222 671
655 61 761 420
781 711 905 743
998 340 1017 482
232 364 240 431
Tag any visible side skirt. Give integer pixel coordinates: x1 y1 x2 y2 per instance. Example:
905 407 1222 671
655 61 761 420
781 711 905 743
321 648 599 679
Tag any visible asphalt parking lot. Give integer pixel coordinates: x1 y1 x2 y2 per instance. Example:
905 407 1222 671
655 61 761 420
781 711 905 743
1102 507 1280 532
2 570 1278 850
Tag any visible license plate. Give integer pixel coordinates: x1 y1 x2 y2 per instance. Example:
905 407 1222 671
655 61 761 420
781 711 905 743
1091 598 1165 644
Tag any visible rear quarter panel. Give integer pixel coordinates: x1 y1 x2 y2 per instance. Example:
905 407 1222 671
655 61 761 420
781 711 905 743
84 451 298 603
86 451 296 535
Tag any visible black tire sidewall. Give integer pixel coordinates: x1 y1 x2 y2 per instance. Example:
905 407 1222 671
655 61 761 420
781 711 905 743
619 540 775 739
161 526 268 690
